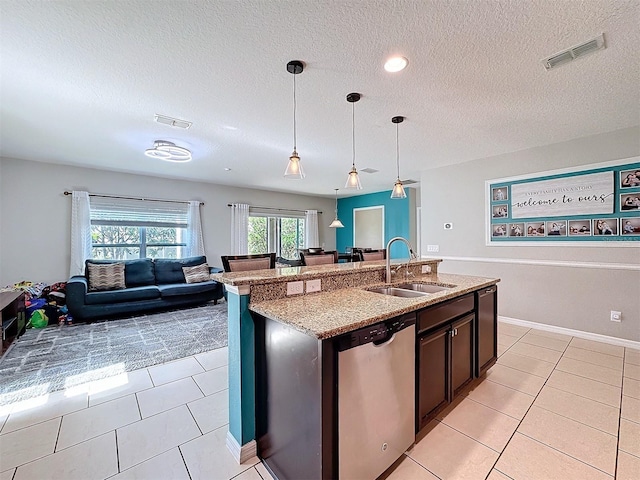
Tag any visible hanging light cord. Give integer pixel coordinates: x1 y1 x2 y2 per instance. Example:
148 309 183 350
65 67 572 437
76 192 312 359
292 72 297 151
395 122 400 179
352 101 356 168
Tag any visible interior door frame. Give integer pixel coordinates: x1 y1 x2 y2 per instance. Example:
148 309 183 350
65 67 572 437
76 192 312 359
353 205 385 249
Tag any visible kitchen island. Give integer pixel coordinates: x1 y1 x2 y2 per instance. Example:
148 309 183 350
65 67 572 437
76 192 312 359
214 259 499 479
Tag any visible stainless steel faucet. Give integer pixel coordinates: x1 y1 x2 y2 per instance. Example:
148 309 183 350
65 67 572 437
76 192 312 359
385 237 417 283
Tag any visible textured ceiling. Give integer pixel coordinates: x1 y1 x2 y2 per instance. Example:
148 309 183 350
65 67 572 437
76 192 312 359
1 0 639 198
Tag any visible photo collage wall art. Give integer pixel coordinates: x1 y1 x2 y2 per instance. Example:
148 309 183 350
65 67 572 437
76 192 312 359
488 159 640 243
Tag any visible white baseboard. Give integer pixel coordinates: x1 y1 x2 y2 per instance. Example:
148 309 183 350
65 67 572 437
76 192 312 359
226 430 258 464
499 315 640 350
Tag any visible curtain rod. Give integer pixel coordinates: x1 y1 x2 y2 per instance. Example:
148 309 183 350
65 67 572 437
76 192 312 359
64 191 204 206
227 204 322 214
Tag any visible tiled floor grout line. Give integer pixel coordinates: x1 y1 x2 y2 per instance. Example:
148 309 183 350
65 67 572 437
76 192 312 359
481 331 573 479
613 351 630 479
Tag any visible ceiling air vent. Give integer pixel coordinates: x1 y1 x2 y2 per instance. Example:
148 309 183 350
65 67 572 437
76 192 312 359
361 168 379 174
154 114 192 129
543 33 605 70
401 179 418 185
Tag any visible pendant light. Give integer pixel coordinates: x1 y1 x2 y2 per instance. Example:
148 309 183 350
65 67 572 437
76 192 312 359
390 116 407 199
329 189 344 228
284 60 305 179
345 93 362 189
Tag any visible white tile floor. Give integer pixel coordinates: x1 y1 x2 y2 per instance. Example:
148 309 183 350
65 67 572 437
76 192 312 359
0 323 638 480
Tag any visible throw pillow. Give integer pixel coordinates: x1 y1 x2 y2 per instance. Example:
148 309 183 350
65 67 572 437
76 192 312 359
182 263 210 284
87 263 126 291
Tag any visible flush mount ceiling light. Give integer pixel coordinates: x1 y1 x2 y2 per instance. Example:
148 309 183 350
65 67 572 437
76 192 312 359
144 140 192 162
390 116 407 199
345 92 363 190
384 56 408 73
329 189 344 228
284 60 305 179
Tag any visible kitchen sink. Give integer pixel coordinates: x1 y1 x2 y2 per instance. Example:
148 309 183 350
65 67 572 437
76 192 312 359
366 287 430 298
395 283 453 293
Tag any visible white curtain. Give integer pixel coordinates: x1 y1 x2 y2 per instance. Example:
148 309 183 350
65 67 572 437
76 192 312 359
230 203 250 255
69 190 92 276
186 201 205 257
305 210 320 248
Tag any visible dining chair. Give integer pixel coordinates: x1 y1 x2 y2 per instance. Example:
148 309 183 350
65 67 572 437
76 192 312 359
221 253 276 272
360 249 386 261
300 251 338 266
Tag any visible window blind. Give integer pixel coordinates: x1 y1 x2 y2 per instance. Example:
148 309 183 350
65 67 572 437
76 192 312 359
90 197 188 227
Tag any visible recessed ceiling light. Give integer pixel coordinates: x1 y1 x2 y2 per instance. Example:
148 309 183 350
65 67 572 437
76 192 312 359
224 167 232 171
384 56 408 73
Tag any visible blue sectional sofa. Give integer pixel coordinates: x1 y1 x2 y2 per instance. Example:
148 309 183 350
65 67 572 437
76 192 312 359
67 256 224 322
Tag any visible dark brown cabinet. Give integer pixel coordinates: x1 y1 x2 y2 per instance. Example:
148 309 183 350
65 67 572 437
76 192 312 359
476 286 498 377
416 293 475 430
451 313 474 396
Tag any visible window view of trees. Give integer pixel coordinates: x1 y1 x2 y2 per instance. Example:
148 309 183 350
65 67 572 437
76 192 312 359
248 216 304 258
91 225 185 259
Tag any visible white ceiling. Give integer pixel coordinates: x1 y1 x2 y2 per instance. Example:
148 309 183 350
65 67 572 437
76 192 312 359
1 0 638 198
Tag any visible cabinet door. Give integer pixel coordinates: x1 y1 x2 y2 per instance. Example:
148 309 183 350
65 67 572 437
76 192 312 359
451 314 474 396
417 324 450 430
476 286 497 377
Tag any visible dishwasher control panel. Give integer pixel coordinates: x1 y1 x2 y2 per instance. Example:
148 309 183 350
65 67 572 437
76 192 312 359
337 314 415 350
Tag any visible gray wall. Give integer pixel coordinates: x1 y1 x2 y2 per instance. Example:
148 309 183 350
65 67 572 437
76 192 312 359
0 158 337 286
421 126 640 341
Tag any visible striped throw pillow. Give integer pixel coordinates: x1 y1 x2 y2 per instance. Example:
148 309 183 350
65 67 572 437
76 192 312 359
87 263 126 291
182 263 210 284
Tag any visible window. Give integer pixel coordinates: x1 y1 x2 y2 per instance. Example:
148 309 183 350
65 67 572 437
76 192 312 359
248 215 305 259
90 197 187 260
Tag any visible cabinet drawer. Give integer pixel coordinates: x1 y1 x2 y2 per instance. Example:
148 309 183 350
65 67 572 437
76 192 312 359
418 293 474 333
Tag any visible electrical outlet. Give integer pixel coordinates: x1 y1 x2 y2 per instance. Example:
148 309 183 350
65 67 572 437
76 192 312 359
610 310 622 322
427 245 439 252
306 279 321 293
286 281 304 296
422 265 432 274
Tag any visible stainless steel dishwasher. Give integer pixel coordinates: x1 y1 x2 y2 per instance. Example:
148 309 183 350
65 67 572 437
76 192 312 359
337 313 415 480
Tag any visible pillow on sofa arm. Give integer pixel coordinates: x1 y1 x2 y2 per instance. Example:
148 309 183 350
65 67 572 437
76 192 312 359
182 263 211 284
87 263 126 291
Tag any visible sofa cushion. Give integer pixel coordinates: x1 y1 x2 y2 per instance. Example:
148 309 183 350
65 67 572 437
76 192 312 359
86 263 126 291
155 256 207 284
183 263 210 283
158 281 219 297
85 285 160 305
86 258 155 287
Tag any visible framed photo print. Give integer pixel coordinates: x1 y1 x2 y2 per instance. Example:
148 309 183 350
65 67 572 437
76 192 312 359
492 187 508 201
546 221 567 236
620 169 640 189
492 204 508 218
492 224 508 237
620 194 640 211
593 218 618 235
508 223 524 237
526 222 545 236
622 218 640 235
568 220 591 236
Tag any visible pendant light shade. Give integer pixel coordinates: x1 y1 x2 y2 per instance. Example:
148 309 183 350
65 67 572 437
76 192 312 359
344 93 362 189
390 116 407 199
329 189 344 228
284 60 305 179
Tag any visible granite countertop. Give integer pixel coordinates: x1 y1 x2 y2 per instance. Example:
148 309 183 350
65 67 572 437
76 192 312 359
249 272 499 340
212 258 442 286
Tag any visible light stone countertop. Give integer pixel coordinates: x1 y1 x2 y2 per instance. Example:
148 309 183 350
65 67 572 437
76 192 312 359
212 258 442 286
249 272 499 339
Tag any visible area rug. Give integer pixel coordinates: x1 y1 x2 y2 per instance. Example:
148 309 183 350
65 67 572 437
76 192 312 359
0 301 227 406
